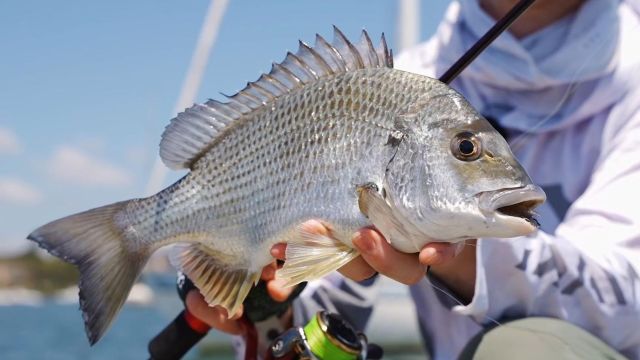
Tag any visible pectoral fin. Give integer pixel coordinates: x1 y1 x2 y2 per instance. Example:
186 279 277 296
277 225 358 286
356 182 381 216
357 182 423 252
357 182 398 242
171 244 260 316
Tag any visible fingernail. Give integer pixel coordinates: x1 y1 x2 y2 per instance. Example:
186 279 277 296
454 241 465 256
270 247 279 257
352 231 374 253
269 279 291 302
421 247 438 263
231 307 244 320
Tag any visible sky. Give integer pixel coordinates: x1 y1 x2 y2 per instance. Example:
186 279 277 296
0 0 450 256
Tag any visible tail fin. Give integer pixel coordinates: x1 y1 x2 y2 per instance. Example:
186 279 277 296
27 200 149 345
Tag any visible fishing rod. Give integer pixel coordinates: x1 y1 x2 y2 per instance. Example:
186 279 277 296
148 1 538 359
439 0 536 84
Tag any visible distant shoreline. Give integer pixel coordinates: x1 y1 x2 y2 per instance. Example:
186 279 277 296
0 249 78 295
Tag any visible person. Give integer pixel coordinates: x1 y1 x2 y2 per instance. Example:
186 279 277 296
186 0 640 358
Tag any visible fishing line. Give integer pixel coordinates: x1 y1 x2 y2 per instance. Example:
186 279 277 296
508 16 640 152
508 35 608 150
428 257 584 352
429 262 598 356
420 0 629 352
434 0 628 154
427 239 504 329
431 242 601 351
427 279 504 328
427 246 595 348
431 276 586 352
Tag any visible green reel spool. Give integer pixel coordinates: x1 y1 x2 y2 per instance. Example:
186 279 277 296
303 312 363 360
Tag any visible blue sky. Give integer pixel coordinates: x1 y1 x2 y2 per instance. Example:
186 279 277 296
0 0 450 256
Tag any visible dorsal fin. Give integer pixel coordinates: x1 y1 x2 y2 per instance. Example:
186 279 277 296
160 26 394 170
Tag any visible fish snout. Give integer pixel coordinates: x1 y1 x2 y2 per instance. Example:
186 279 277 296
478 184 546 230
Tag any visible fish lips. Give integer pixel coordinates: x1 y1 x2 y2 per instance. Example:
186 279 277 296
478 184 547 236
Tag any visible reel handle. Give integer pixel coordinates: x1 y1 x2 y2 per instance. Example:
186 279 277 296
148 309 210 360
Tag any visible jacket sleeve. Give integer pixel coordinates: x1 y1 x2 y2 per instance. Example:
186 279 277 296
291 272 379 332
454 107 640 356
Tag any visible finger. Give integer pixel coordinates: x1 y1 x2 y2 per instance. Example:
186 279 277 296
418 242 457 266
299 219 331 236
337 255 377 281
185 290 243 335
271 220 332 261
270 243 287 261
267 278 294 302
228 305 244 320
352 228 426 285
261 262 277 281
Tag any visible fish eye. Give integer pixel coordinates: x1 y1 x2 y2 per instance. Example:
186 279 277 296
451 132 482 161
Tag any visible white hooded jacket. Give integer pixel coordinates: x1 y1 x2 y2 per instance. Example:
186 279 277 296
393 0 640 358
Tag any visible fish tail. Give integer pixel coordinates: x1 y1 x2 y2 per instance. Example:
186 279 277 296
28 200 148 345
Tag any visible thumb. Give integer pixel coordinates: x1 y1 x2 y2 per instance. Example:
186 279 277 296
418 242 457 266
267 278 294 302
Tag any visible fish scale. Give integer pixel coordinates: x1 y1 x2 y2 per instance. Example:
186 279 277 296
185 73 397 234
28 27 545 344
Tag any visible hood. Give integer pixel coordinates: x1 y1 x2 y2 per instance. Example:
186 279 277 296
397 0 640 133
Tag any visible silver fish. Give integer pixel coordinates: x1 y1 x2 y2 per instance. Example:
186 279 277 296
28 27 545 344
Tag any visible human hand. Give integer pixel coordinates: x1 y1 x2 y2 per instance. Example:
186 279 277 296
184 261 294 335
271 220 476 301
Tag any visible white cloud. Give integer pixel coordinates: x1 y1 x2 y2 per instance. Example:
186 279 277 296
0 127 21 154
48 146 132 187
0 178 42 205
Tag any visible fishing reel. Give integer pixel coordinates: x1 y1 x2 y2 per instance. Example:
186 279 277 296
266 311 382 360
148 274 382 360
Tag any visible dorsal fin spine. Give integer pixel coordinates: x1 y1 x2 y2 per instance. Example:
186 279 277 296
262 74 289 94
299 41 333 75
247 82 274 101
203 101 241 124
361 30 379 67
315 34 347 72
333 26 364 70
223 94 254 112
234 88 266 106
272 62 304 85
286 52 318 80
381 33 393 68
260 74 289 93
159 27 394 170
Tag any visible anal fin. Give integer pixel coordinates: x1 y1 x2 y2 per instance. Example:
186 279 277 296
277 226 359 286
171 244 260 316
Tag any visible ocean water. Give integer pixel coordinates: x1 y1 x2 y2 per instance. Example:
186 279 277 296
0 277 426 359
0 302 235 360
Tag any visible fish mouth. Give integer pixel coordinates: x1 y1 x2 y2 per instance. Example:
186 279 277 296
479 184 546 230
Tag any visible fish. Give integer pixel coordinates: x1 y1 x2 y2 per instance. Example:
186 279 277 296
27 26 545 344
